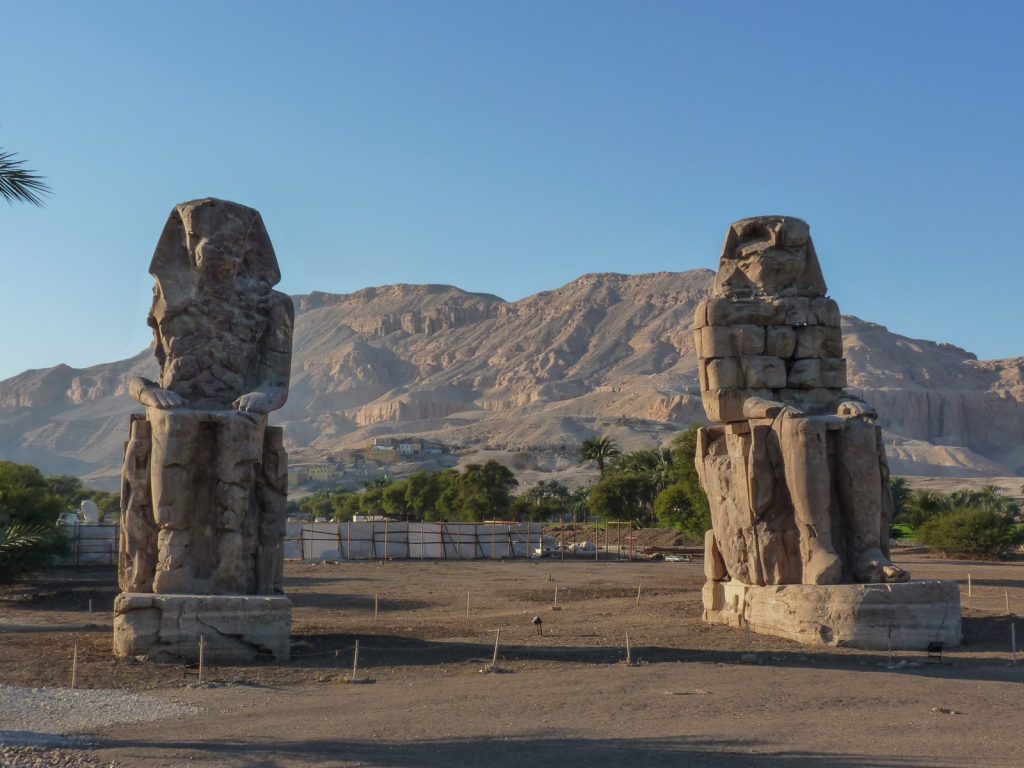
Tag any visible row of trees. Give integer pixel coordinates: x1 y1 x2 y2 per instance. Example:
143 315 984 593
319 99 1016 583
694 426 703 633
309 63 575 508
299 430 712 540
297 461 521 523
581 428 710 538
890 479 1023 558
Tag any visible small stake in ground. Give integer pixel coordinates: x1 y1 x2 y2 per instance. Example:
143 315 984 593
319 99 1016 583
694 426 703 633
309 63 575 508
88 599 93 615
198 635 205 685
1006 589 1011 616
466 590 471 619
71 643 78 689
886 625 896 669
968 572 972 598
374 593 379 621
352 639 360 681
625 632 633 666
552 586 560 611
491 629 501 668
635 584 642 607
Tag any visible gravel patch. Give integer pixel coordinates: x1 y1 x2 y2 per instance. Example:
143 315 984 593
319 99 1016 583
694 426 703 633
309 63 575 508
0 683 201 750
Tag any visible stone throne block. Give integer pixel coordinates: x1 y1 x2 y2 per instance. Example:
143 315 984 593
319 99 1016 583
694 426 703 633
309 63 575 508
694 216 960 650
113 199 293 662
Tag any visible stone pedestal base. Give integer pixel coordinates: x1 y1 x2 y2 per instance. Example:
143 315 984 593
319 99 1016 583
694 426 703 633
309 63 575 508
702 580 961 650
114 593 292 662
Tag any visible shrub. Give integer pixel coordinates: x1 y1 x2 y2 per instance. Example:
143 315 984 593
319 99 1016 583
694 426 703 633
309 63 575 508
916 506 1021 559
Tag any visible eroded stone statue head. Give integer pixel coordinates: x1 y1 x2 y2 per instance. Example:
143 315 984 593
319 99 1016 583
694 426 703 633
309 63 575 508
713 215 827 298
149 198 280 315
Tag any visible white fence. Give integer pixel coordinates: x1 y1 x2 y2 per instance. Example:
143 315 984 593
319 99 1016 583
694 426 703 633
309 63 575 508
53 520 553 565
56 522 119 566
285 521 551 561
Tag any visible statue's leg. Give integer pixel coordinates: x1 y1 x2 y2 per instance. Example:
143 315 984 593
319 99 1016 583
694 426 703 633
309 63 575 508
120 416 157 592
257 427 288 595
212 413 266 593
837 418 908 583
149 409 201 593
778 414 843 585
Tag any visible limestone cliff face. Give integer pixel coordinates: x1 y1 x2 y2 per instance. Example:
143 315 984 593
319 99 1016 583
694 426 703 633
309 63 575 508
1 272 1022 480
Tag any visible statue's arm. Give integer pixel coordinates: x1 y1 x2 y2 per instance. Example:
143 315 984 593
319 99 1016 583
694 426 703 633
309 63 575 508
833 393 876 419
233 293 294 414
742 395 801 419
128 376 185 409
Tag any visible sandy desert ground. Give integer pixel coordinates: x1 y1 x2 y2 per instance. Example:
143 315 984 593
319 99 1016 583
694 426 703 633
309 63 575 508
2 552 1024 767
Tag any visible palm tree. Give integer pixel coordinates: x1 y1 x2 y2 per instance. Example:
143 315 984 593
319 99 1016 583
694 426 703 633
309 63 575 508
0 148 50 206
578 436 620 480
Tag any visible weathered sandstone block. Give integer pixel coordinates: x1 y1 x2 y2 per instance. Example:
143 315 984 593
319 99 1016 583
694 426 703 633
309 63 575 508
114 593 291 662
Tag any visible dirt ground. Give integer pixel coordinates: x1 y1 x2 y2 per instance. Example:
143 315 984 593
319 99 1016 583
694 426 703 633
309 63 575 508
2 552 1024 767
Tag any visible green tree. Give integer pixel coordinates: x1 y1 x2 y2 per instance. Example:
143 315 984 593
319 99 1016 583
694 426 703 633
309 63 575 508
437 461 518 521
405 470 456 521
297 489 337 520
917 506 1021 559
587 471 656 524
382 480 412 519
652 425 711 539
899 490 951 527
0 148 51 206
332 493 361 522
0 462 67 582
567 487 590 524
517 480 572 521
889 477 910 521
579 436 620 479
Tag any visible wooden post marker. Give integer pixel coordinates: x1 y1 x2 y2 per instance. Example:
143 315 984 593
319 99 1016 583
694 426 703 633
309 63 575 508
553 586 559 610
1006 589 1011 616
466 590 471 619
625 632 633 666
374 593 379 621
198 635 206 685
635 584 642 607
967 572 972 598
71 643 78 689
491 629 501 669
351 639 361 682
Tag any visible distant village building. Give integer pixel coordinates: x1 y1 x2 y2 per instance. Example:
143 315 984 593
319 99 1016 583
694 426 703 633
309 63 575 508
307 463 341 481
370 437 444 456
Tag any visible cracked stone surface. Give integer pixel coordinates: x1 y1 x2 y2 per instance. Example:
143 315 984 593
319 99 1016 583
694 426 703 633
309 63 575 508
702 580 962 650
113 593 292 662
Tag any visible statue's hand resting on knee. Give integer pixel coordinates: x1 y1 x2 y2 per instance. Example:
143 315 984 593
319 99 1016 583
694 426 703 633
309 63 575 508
128 377 185 409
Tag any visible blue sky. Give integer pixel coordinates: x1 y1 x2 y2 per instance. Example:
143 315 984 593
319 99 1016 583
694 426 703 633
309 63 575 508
1 1 1021 380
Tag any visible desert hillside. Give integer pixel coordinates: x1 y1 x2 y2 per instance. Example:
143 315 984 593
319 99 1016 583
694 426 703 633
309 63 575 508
1 270 1021 486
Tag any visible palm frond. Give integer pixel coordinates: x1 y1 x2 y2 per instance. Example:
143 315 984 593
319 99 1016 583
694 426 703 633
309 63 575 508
0 149 51 206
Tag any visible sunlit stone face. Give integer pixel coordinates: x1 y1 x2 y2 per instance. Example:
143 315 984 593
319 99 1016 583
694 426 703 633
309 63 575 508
718 217 810 296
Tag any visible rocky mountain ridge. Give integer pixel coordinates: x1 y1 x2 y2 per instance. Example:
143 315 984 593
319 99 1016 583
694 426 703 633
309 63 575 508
1 270 1021 484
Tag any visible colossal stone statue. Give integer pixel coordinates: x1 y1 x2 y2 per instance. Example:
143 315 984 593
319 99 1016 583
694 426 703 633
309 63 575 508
114 198 292 661
695 215 906 586
696 216 959 649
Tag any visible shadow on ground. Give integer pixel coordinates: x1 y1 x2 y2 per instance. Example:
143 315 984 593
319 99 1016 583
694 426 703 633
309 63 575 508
86 734 979 768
